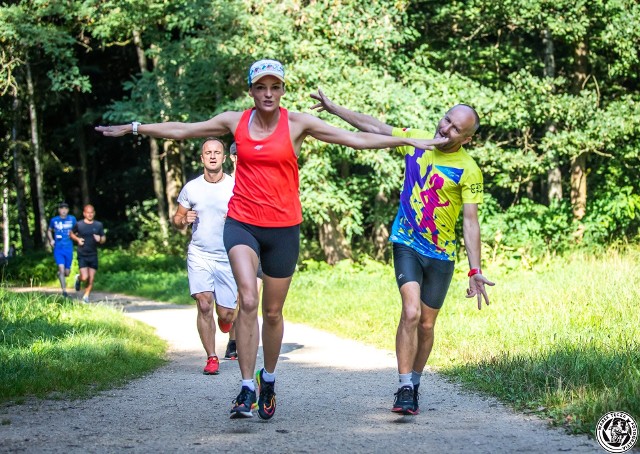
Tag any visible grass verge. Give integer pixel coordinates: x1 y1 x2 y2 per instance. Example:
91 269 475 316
3 248 638 437
0 288 167 403
284 252 640 436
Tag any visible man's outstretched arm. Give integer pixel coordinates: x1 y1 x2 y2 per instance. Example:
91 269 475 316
294 112 446 151
310 89 393 135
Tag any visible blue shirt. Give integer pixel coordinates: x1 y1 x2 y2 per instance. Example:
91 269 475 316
49 215 77 250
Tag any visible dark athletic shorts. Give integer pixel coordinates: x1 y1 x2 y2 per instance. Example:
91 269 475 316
392 242 455 310
78 254 99 270
224 217 300 279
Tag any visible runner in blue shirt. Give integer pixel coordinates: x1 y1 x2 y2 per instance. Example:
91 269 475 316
46 202 77 297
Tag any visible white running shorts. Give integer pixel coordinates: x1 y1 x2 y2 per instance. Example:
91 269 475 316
187 253 237 309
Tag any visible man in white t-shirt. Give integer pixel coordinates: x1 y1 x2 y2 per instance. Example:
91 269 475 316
172 138 237 375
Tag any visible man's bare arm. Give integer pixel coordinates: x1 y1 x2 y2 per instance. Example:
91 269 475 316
294 112 446 151
310 89 393 135
462 203 495 310
172 204 197 230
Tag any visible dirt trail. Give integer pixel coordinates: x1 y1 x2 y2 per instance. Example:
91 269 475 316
1 288 601 453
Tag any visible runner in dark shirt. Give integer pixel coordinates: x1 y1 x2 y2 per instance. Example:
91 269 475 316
70 204 106 303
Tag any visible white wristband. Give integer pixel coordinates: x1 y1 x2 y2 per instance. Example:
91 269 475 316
132 121 141 135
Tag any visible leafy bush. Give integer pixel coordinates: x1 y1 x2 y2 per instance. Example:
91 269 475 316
1 252 58 286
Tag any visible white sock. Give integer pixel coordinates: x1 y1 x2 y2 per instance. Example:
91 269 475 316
399 373 413 388
242 379 255 391
261 368 276 383
411 370 422 387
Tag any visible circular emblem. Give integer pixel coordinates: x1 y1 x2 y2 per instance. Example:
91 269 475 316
595 411 638 453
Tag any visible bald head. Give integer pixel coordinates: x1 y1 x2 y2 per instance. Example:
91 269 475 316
447 104 480 135
434 104 480 153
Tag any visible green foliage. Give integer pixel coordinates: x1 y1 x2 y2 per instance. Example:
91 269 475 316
479 196 575 260
1 251 57 286
2 0 640 263
0 288 167 401
122 200 190 256
0 1 92 95
94 250 190 304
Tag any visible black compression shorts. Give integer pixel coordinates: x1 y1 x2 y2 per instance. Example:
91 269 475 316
392 242 454 309
223 217 300 279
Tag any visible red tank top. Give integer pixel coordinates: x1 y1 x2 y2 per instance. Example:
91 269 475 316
227 107 302 227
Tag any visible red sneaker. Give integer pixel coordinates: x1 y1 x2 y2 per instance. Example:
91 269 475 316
217 318 232 334
203 356 219 375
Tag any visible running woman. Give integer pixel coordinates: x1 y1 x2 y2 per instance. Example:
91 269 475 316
96 59 449 420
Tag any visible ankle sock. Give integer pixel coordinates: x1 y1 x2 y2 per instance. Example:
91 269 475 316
261 368 276 383
242 379 255 391
411 370 422 387
399 373 413 388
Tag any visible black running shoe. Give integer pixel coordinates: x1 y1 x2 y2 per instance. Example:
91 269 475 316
391 385 417 415
255 369 276 420
74 274 81 292
230 386 257 419
413 383 420 414
224 341 238 360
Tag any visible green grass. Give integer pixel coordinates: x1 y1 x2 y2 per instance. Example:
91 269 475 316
3 247 639 437
0 288 167 402
94 250 189 303
283 251 640 435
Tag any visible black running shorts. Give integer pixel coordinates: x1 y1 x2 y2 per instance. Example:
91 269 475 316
78 254 99 270
392 242 454 309
224 217 300 279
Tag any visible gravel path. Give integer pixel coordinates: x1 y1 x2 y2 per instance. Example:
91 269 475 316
1 289 602 453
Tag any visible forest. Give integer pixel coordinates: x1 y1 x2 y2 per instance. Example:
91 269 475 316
1 0 639 263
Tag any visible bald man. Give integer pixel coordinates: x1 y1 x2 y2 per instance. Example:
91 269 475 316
70 204 106 303
310 91 495 415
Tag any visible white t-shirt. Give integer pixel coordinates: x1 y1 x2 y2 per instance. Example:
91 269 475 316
177 174 234 261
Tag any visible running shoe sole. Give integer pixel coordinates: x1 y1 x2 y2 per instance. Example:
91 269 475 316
229 409 253 419
229 402 257 418
391 406 418 415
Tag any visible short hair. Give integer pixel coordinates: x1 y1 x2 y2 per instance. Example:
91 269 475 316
200 137 226 152
450 104 480 134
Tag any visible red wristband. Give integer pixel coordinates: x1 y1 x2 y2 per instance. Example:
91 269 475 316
468 268 482 277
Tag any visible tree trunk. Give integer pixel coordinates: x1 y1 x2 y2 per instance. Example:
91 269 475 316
11 93 34 251
133 30 169 240
319 209 352 265
163 140 183 218
25 58 48 250
371 189 390 260
154 58 184 221
2 186 8 256
570 152 587 232
571 41 589 239
74 93 90 206
542 28 562 202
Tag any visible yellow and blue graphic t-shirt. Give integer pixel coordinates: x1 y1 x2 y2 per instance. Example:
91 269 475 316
389 127 483 262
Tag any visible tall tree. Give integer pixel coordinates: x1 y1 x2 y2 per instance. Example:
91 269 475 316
132 30 169 240
1 0 92 249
